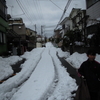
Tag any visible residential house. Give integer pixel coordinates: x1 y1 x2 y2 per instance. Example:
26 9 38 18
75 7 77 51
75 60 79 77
0 0 8 55
69 8 87 45
36 35 42 48
59 17 72 50
86 0 100 47
58 8 88 52
26 28 37 51
53 29 62 47
8 17 28 54
60 17 71 37
6 29 21 55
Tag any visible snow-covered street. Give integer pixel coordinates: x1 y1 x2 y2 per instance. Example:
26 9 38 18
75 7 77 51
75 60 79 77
0 42 100 100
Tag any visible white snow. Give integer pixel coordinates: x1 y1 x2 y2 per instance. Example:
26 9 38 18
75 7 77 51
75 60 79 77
97 17 100 21
0 56 22 80
57 48 70 58
66 52 100 69
0 42 100 100
66 52 88 69
74 41 84 46
87 34 94 39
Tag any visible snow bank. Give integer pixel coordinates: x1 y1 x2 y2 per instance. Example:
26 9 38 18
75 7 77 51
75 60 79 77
66 52 100 69
0 56 22 80
57 48 70 58
66 52 87 69
95 54 100 63
48 47 77 100
0 48 44 100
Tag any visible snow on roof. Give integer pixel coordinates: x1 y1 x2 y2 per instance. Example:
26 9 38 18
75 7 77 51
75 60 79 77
9 23 23 25
87 34 94 39
97 17 100 21
9 18 22 21
87 19 100 27
74 41 84 46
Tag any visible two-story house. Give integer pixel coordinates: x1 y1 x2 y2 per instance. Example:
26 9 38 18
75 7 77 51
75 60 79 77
8 17 27 54
69 8 87 44
26 28 37 50
0 0 8 55
86 0 100 47
60 17 71 37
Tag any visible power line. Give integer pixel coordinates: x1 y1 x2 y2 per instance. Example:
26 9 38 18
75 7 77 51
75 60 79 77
38 0 45 24
16 0 41 33
16 0 33 24
32 0 45 25
20 0 45 32
55 0 72 30
49 0 63 11
20 0 37 23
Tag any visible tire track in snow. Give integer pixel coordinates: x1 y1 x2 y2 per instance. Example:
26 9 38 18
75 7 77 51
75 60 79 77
40 48 59 100
47 47 77 100
10 48 55 100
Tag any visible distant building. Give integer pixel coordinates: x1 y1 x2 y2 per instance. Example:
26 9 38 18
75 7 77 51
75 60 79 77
36 35 42 48
26 28 37 50
60 17 70 37
6 29 21 55
8 17 28 54
69 8 87 44
9 18 26 39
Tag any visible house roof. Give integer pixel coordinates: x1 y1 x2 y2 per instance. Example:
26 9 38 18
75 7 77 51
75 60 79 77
9 18 22 21
69 8 82 19
60 17 69 25
87 18 100 27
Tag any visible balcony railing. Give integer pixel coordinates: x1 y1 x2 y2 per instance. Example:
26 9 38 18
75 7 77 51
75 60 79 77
0 9 7 20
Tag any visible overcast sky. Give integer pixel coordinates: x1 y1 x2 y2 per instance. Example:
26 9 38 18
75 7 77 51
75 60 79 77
6 0 86 38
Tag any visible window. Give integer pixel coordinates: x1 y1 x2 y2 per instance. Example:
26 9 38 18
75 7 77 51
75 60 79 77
3 33 6 43
62 24 65 29
0 32 3 43
0 32 6 43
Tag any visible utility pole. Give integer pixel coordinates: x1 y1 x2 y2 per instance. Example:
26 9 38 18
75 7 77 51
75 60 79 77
34 24 36 32
41 25 43 36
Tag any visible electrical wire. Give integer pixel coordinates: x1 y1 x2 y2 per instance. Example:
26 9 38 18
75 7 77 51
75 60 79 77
17 0 41 32
32 0 44 25
49 0 63 11
55 0 72 30
16 0 33 24
38 0 45 24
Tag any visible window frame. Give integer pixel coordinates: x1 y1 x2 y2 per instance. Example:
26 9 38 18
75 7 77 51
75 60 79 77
0 31 6 44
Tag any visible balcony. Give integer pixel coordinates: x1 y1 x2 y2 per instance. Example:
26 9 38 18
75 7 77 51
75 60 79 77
0 0 7 20
0 9 7 20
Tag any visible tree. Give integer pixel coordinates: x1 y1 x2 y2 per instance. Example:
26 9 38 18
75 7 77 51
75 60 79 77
64 30 74 45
